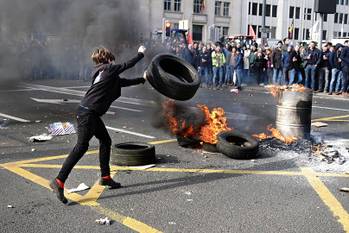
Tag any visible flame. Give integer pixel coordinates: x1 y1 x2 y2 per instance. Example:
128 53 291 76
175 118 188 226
266 84 307 97
253 125 297 145
162 100 231 145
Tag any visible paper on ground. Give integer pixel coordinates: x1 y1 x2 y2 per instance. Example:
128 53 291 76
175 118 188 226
311 122 328 128
67 183 90 193
29 134 53 142
126 164 156 170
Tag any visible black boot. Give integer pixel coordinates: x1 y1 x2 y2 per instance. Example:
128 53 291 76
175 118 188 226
49 179 68 204
100 178 121 189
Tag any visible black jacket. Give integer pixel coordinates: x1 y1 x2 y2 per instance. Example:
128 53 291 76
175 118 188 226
80 53 145 116
340 46 349 71
272 48 282 69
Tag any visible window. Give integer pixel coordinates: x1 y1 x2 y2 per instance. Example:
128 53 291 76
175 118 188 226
215 1 222 16
295 7 300 19
251 2 258 15
303 28 310 40
259 3 263 16
248 2 251 15
223 2 230 16
272 5 277 17
323 14 328 22
307 8 312 20
340 13 343 24
294 28 299 40
346 0 349 5
344 32 347 37
164 0 171 11
341 0 344 4
193 0 203 13
334 31 338 38
335 13 339 23
289 6 294 19
222 27 229 36
266 4 271 17
345 14 348 24
323 30 327 40
174 0 181 11
192 24 203 41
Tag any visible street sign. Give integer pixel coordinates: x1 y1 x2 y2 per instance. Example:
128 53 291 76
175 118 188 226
179 20 189 30
259 27 271 33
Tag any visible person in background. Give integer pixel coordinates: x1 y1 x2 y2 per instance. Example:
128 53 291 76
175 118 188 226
318 44 331 92
248 45 258 85
255 51 267 86
304 41 322 90
233 48 244 89
291 44 304 84
229 46 238 86
243 45 251 85
211 46 226 90
272 41 283 85
223 45 233 86
198 46 211 88
265 48 273 84
329 44 343 95
192 42 200 70
340 40 349 96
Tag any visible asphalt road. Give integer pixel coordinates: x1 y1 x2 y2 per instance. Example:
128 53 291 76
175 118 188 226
0 80 349 233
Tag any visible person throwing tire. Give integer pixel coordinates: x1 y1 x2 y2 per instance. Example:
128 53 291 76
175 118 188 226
50 45 147 204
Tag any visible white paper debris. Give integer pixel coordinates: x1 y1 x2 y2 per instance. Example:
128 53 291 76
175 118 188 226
29 134 53 142
127 164 156 170
184 191 192 196
7 205 14 208
186 199 193 202
67 183 90 193
96 217 111 225
31 148 36 152
47 122 76 136
311 122 328 128
168 222 176 225
340 187 349 192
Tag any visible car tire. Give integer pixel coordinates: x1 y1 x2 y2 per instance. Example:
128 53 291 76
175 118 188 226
146 53 200 101
217 131 260 159
111 142 156 166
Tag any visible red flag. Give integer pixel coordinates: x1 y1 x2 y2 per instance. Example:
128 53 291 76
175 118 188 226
187 30 193 44
248 25 256 40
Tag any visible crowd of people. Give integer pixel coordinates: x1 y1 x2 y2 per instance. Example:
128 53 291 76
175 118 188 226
167 37 349 96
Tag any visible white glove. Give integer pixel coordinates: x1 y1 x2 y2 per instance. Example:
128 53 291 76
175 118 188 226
143 71 148 80
138 45 146 54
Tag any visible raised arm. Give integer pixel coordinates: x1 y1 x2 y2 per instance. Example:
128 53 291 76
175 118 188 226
113 46 146 74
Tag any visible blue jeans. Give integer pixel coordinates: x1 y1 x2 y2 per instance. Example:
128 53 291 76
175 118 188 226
235 69 243 87
305 65 317 89
272 68 283 85
213 66 224 87
225 64 233 85
199 66 209 86
329 68 342 93
289 68 303 85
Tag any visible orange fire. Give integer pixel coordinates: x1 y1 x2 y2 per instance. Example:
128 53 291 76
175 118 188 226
162 100 231 144
266 84 307 97
253 125 297 145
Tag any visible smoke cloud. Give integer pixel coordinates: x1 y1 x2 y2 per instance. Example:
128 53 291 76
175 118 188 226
0 0 147 86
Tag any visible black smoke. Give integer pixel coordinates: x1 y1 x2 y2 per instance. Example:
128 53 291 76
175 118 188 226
0 0 147 86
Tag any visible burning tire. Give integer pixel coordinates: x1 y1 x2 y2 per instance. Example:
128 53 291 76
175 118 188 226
146 54 200 101
217 131 259 159
111 142 156 166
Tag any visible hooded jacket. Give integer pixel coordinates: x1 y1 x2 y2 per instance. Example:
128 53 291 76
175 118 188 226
80 53 145 116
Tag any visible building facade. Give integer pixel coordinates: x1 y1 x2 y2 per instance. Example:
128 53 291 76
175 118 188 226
140 0 349 42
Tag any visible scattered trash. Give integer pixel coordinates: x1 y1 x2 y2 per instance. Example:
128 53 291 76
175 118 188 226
95 217 111 225
35 120 42 123
47 122 76 136
7 205 14 208
0 119 9 129
339 187 349 193
31 148 36 152
67 183 90 193
127 164 156 170
168 222 176 225
29 134 53 142
184 191 192 196
311 122 328 128
312 144 348 165
230 88 239 94
186 199 193 202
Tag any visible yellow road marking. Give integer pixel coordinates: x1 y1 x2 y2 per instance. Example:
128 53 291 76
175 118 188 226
301 167 349 232
16 163 349 178
312 114 349 122
319 120 349 122
2 164 162 233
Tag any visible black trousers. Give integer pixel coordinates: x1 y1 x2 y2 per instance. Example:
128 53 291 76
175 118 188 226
57 110 112 182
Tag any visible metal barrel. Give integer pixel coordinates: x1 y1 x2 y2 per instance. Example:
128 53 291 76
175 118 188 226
275 90 313 139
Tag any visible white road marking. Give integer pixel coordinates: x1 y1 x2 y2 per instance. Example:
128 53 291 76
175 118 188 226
59 86 90 89
0 113 30 123
313 106 349 112
24 84 143 112
106 126 155 139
